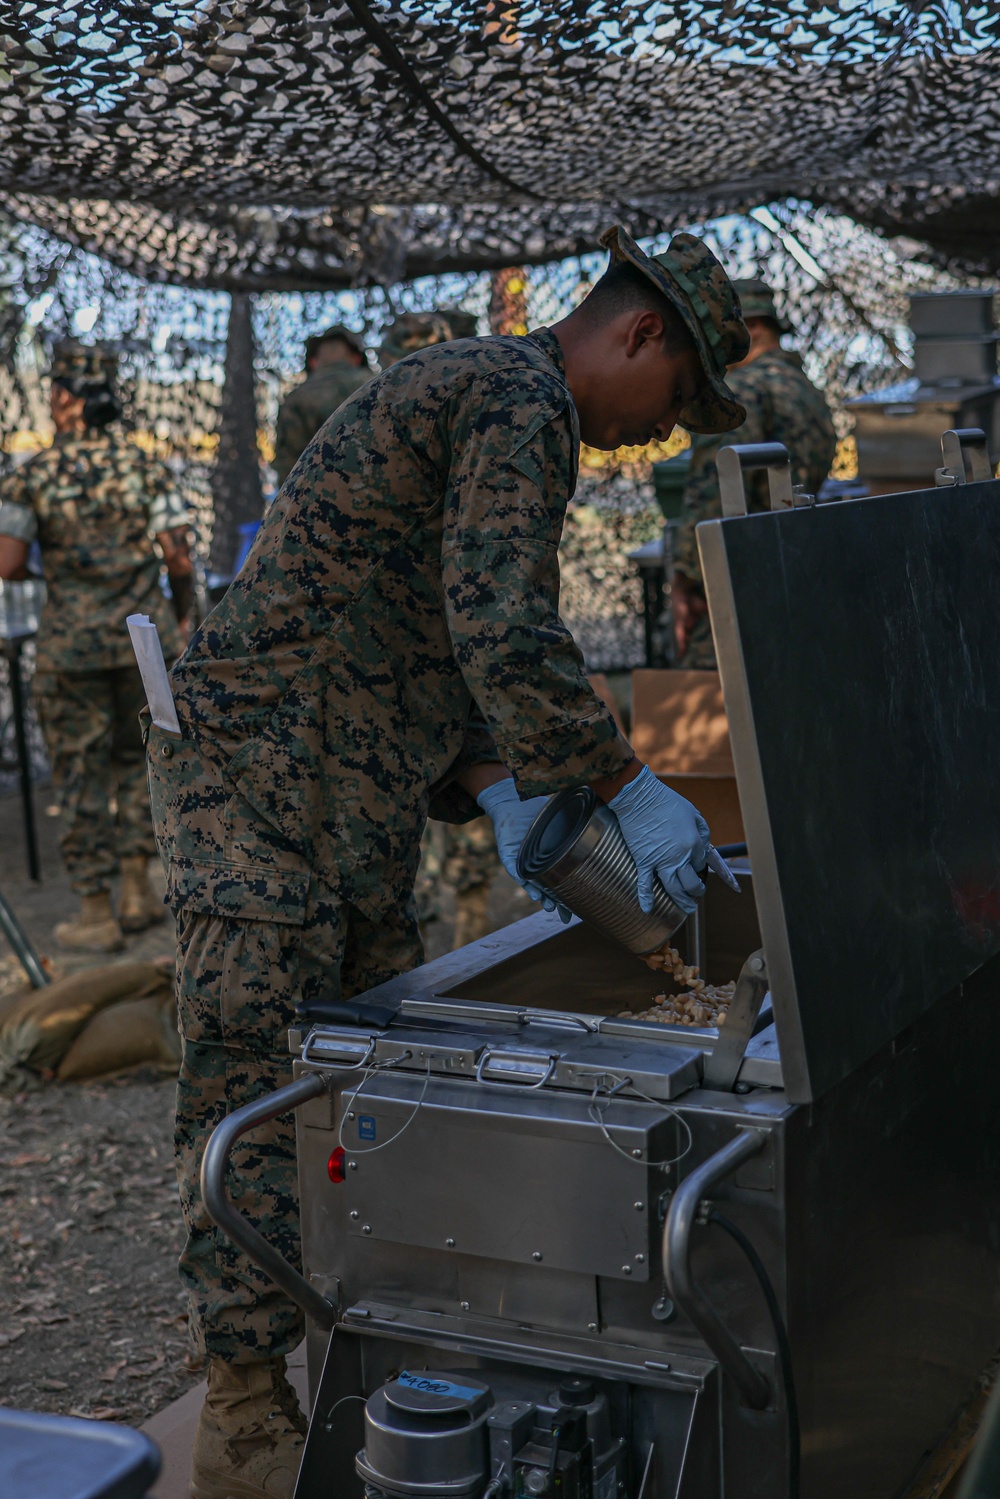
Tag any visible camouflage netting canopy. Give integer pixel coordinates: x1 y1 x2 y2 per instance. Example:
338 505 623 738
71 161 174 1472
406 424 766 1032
1 1 999 291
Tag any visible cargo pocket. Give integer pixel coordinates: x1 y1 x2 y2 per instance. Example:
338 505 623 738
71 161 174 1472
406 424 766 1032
168 860 310 1057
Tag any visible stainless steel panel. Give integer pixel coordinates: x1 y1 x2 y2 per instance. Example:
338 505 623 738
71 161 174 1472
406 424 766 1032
456 1259 599 1332
340 1075 680 1280
699 475 1000 1102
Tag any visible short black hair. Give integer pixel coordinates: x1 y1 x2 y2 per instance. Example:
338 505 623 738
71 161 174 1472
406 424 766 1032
578 261 696 353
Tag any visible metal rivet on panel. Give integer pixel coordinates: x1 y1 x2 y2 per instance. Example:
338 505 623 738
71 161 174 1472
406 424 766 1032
532 1251 542 1262
362 1224 372 1235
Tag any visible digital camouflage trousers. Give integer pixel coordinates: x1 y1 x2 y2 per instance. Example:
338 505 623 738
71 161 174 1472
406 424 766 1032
174 890 421 1364
34 664 156 895
146 724 423 1365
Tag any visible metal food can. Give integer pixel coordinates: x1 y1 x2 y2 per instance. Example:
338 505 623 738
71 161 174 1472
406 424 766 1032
517 786 687 956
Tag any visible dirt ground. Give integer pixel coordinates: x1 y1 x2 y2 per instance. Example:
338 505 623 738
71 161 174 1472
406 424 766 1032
0 780 529 1425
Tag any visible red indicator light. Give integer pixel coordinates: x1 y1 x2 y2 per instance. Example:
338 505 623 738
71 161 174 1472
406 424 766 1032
327 1147 346 1184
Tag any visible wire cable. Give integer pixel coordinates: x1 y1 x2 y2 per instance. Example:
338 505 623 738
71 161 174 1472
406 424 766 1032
708 1209 800 1499
336 1053 432 1155
587 1073 693 1170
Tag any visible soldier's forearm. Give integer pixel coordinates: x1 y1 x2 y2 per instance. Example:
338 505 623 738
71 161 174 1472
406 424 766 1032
0 535 29 580
456 762 512 800
168 569 194 622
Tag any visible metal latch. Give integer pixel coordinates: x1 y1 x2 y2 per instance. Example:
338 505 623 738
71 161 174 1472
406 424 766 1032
301 1030 376 1069
475 1048 557 1089
934 427 992 487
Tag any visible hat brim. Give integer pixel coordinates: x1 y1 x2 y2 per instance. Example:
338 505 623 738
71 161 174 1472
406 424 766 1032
739 302 793 334
600 226 748 435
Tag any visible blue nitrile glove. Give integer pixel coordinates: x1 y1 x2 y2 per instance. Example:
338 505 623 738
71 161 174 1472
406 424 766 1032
477 779 573 923
608 765 710 916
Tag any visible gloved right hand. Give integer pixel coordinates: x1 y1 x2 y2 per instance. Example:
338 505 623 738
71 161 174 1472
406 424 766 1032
608 764 710 915
476 778 572 923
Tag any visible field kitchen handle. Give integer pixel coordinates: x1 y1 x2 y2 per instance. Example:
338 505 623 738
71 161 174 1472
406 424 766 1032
475 1047 557 1088
717 442 794 517
939 428 992 485
201 1072 337 1330
663 1128 771 1409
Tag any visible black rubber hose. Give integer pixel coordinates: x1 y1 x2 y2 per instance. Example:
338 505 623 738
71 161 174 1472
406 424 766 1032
708 1210 800 1499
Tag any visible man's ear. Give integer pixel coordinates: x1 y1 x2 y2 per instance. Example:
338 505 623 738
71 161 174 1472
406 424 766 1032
624 309 665 358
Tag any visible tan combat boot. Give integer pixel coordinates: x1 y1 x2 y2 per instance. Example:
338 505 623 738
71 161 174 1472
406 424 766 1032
54 892 125 953
118 855 165 933
190 1356 307 1499
452 883 492 949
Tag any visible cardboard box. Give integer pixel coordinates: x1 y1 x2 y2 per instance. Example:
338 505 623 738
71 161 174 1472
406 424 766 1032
630 668 744 845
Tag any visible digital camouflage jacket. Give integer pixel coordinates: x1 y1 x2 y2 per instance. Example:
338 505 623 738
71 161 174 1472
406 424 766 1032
0 431 187 672
169 329 632 919
674 347 837 586
273 362 373 486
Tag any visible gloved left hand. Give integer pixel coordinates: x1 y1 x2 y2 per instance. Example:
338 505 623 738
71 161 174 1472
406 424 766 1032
608 764 710 915
477 778 572 923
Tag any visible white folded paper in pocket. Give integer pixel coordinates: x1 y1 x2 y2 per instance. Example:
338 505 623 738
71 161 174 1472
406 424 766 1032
126 613 181 734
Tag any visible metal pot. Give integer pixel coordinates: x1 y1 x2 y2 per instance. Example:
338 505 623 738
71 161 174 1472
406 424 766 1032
517 786 687 957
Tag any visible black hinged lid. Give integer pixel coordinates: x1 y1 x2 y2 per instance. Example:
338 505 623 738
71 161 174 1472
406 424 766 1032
699 474 1000 1102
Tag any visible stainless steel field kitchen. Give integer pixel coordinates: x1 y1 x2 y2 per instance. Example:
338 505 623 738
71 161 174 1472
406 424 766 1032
203 436 1000 1499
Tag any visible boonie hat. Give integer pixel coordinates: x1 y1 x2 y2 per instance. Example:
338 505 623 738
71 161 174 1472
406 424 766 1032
379 311 454 368
305 323 365 364
599 225 750 434
48 338 118 393
733 279 792 333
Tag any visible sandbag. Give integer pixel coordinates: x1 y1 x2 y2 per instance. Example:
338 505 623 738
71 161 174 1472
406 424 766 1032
0 962 173 1088
57 993 180 1081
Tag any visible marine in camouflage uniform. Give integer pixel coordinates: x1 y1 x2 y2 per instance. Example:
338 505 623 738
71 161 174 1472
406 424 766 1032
673 280 837 668
378 310 454 368
380 311 505 948
0 340 191 952
272 324 370 487
148 223 749 1499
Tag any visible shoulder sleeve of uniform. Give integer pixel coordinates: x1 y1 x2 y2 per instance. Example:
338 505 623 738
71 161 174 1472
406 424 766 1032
0 464 38 543
439 370 632 797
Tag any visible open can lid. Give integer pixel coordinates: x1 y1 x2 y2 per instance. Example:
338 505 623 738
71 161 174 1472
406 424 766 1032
517 787 598 884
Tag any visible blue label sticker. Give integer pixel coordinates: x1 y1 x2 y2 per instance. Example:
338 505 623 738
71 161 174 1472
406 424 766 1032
358 1115 377 1141
398 1371 483 1401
